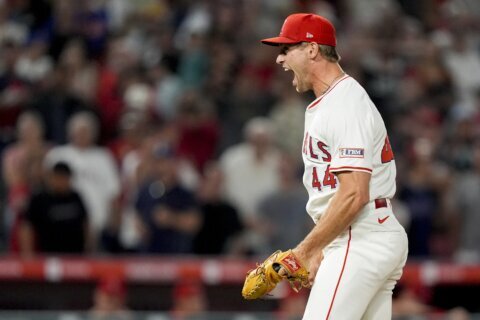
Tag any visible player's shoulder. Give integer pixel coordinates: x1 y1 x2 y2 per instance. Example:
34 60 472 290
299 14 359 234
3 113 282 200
307 75 373 119
333 76 369 101
333 77 374 112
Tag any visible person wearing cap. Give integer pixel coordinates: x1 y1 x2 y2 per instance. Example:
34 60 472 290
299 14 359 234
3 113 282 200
261 13 408 319
134 142 201 254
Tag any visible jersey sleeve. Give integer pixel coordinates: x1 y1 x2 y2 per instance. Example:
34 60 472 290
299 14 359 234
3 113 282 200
328 97 374 174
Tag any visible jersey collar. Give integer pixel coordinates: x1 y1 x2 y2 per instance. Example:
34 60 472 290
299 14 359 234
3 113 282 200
307 74 350 110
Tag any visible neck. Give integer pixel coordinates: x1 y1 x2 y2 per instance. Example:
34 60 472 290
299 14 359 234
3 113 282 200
311 63 345 97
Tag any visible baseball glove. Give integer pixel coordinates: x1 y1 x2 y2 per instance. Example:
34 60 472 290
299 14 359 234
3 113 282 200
242 249 309 300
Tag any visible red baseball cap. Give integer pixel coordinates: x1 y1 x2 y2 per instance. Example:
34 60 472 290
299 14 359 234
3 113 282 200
261 13 336 47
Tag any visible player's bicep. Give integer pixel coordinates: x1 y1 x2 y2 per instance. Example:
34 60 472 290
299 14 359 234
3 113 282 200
336 170 371 200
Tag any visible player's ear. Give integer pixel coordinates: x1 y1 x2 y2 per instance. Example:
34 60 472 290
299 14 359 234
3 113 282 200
308 42 320 59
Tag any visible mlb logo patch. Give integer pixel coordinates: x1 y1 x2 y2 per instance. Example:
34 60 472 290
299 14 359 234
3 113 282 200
340 148 364 158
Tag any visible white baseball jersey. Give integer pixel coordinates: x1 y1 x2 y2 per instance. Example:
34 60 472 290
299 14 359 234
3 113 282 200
300 74 408 320
302 74 396 223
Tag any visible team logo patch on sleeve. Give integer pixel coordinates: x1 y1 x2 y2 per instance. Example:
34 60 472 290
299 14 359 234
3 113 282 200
340 148 364 158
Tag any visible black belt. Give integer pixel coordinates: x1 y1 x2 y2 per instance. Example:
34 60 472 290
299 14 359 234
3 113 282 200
374 198 388 209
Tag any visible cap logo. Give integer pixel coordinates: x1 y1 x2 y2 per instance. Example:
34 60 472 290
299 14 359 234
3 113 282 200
306 32 314 39
280 18 289 35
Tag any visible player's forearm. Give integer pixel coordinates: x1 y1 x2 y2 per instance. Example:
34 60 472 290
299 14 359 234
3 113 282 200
295 188 367 258
295 171 371 261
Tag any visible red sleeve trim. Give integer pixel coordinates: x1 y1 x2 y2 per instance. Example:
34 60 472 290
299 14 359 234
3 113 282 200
329 166 372 173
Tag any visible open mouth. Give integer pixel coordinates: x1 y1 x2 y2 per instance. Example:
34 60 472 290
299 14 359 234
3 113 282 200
283 66 297 86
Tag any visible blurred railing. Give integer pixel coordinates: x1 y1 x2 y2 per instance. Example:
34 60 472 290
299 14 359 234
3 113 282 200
1 256 480 287
0 312 479 320
0 256 479 315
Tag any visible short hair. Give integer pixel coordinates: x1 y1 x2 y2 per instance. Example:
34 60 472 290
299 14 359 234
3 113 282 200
52 161 72 176
318 44 341 62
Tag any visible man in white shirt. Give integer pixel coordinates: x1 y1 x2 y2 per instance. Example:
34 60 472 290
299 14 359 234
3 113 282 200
260 13 408 319
220 117 280 222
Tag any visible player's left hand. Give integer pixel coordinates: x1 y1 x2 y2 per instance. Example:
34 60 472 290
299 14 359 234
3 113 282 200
242 250 309 299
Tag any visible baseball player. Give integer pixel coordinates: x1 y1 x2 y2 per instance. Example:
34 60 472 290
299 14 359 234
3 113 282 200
260 13 409 319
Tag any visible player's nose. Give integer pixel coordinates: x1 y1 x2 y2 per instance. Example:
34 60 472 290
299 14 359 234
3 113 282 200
276 54 285 65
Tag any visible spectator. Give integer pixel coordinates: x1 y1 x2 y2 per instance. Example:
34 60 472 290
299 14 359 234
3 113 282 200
219 117 281 254
175 91 220 172
95 36 137 141
58 39 98 104
0 39 30 148
123 81 153 115
0 3 28 45
398 137 448 257
45 112 120 249
48 1 82 61
450 142 480 262
2 111 49 253
220 70 274 148
151 56 183 121
445 118 476 171
19 162 90 256
90 276 132 320
134 142 201 254
28 66 91 145
109 113 152 251
170 281 208 320
442 32 480 116
14 35 53 84
193 162 244 255
257 155 313 254
269 76 307 164
220 117 280 223
177 33 209 90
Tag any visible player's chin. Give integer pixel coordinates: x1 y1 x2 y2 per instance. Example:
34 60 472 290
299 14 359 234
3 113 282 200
295 84 308 93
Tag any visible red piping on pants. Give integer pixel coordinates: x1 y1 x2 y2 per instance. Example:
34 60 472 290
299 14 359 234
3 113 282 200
325 226 352 319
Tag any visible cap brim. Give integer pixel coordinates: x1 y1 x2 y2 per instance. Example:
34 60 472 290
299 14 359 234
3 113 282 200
260 36 300 46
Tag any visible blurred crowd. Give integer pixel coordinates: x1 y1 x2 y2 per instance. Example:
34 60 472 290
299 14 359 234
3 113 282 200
1 0 480 266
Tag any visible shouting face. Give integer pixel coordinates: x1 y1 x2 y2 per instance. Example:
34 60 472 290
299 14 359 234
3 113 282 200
276 42 311 93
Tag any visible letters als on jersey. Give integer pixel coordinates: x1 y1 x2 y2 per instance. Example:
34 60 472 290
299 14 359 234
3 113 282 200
339 148 364 158
303 133 332 162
